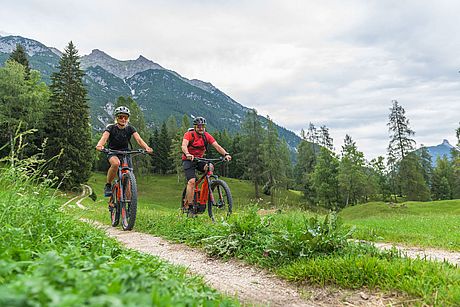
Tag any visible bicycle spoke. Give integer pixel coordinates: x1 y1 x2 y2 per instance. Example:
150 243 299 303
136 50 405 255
208 179 233 222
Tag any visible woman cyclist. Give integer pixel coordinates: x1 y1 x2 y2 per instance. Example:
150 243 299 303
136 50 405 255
95 106 153 196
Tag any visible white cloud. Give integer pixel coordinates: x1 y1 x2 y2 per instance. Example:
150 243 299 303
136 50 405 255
1 0 460 159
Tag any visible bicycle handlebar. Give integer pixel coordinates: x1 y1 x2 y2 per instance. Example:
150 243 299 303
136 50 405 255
193 156 227 163
101 148 149 155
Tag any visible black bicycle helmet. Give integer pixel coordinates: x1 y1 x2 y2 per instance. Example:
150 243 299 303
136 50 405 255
114 106 130 117
193 117 207 125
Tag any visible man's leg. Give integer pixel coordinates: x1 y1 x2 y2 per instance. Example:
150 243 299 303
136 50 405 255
183 160 196 208
185 178 196 208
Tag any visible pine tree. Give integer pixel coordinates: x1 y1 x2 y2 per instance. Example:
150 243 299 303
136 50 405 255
241 109 265 198
418 145 433 189
387 100 416 198
228 133 245 179
8 44 31 78
210 129 232 177
44 41 92 190
306 122 320 155
311 147 339 209
262 117 285 205
451 124 460 198
338 135 366 207
399 153 431 201
319 125 334 151
294 139 317 203
387 100 416 162
149 127 160 173
369 156 391 201
431 156 454 200
279 138 294 189
169 115 190 182
166 115 178 140
157 121 173 174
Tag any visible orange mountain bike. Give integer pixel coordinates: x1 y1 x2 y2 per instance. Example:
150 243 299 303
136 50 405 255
181 157 233 222
103 148 147 231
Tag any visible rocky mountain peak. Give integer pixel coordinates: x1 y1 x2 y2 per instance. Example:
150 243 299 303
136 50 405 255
136 55 149 62
80 50 164 79
89 48 111 57
0 35 50 56
442 139 453 147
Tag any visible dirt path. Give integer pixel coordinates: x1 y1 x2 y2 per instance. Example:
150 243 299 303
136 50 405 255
371 242 460 266
75 185 459 306
86 219 399 307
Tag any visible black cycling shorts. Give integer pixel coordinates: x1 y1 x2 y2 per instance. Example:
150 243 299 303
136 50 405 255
183 160 206 181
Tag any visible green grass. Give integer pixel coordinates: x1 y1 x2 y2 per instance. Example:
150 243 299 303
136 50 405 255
87 171 308 211
0 166 239 306
86 172 460 252
339 201 460 251
73 171 460 306
278 247 460 305
78 199 460 306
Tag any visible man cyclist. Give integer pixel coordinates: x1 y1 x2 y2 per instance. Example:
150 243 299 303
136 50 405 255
181 116 232 210
96 106 153 197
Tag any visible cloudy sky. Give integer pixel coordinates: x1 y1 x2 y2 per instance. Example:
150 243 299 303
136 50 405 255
2 0 460 159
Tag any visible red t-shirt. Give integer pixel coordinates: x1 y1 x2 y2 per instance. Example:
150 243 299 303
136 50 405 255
182 130 215 160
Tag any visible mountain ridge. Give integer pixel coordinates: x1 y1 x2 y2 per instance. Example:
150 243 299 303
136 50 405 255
0 35 301 150
419 139 459 166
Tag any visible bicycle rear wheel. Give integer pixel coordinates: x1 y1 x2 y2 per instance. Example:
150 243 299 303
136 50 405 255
120 172 138 231
208 179 233 222
109 185 120 227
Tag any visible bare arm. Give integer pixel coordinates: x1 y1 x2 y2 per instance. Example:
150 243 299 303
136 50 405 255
133 132 153 153
181 138 194 160
95 131 110 151
211 141 232 161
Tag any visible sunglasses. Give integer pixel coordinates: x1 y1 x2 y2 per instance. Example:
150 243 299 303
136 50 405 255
196 124 206 128
117 115 129 120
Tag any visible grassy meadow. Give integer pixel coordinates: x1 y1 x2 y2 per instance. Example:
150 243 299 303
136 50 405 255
0 166 239 306
71 171 460 306
339 200 460 251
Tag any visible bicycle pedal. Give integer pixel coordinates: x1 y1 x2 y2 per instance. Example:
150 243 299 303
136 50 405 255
187 211 197 218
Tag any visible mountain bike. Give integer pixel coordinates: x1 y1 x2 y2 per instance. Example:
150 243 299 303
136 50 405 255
181 157 233 222
103 148 147 231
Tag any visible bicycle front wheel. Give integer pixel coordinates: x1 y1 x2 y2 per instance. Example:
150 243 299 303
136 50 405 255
208 179 233 222
109 185 120 227
120 172 138 231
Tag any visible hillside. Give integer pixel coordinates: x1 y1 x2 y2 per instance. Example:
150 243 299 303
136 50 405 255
0 35 301 150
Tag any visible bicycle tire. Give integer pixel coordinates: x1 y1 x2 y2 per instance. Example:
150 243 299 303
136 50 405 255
120 172 138 231
181 187 187 213
110 185 120 227
208 179 233 222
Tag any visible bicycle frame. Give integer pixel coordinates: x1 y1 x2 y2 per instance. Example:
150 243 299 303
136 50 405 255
104 148 146 230
194 163 217 206
192 157 224 207
114 154 132 205
108 150 136 206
